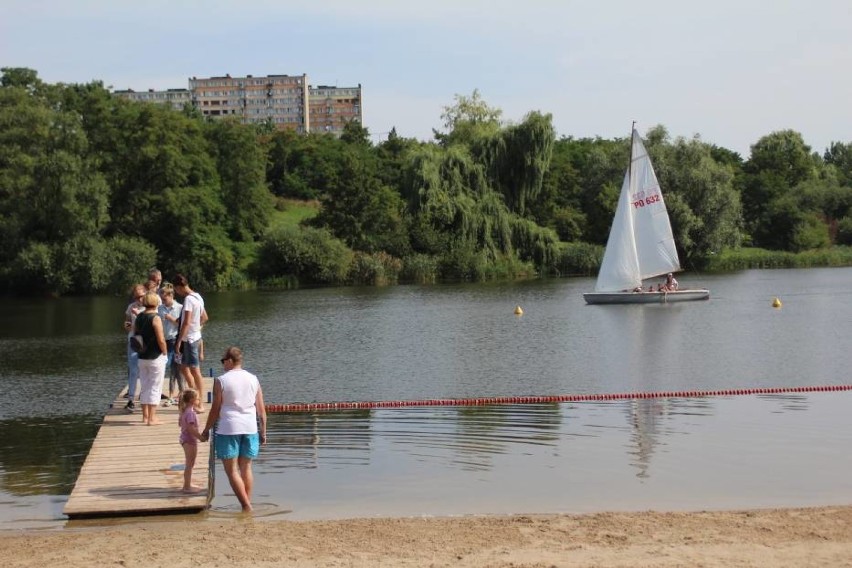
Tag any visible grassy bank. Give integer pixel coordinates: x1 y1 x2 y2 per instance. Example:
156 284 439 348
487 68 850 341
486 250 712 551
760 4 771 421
703 246 852 271
269 198 321 230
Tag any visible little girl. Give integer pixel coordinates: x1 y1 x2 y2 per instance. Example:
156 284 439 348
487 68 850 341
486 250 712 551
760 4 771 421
178 388 205 493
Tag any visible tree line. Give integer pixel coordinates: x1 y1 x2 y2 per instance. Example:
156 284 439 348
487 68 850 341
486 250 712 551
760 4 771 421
2 68 852 296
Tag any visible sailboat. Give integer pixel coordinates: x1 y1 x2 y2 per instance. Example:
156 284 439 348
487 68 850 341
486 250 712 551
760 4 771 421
583 125 710 305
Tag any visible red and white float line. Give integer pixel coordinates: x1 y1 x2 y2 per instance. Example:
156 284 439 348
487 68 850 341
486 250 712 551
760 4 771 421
264 384 852 413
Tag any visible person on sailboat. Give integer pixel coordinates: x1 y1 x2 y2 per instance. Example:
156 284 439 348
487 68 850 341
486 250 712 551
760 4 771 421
664 273 679 291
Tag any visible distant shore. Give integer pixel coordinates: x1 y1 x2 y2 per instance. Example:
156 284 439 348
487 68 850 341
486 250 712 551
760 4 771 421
4 505 852 567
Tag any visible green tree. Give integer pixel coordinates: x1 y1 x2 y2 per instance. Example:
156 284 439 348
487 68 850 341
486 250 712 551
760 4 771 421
375 127 421 189
824 141 852 187
479 111 555 216
312 149 410 256
204 119 274 242
529 136 585 240
565 137 628 244
435 89 502 146
404 145 507 255
742 130 818 248
340 120 371 146
648 129 743 262
0 67 42 90
104 104 223 272
158 184 234 289
0 77 110 293
266 129 345 199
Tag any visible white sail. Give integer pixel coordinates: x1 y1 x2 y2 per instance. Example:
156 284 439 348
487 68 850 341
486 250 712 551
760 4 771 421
594 129 680 292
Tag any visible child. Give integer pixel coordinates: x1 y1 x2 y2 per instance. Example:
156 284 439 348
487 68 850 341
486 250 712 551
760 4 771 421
159 286 183 401
178 389 205 493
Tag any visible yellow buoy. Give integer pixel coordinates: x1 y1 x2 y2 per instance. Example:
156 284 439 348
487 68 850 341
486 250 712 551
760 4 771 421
514 305 524 315
772 297 782 308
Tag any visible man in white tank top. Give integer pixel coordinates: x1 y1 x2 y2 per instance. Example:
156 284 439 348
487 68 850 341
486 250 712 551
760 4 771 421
201 346 267 512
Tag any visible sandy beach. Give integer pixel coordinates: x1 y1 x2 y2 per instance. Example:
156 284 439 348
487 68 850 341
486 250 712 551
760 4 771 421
3 505 852 567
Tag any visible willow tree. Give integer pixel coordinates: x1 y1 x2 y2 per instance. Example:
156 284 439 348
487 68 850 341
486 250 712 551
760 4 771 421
404 145 512 259
478 111 555 216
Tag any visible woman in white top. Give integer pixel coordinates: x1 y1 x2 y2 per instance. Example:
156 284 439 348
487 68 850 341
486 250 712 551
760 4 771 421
202 346 267 512
664 273 679 291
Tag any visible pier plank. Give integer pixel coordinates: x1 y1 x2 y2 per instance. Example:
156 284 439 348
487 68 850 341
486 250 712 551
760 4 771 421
63 378 213 518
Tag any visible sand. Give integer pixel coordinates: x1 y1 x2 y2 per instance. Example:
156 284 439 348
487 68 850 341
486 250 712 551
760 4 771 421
3 506 852 567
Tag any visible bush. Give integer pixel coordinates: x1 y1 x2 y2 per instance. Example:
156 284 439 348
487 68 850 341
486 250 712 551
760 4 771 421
791 214 831 252
437 243 490 282
400 253 439 284
348 251 402 286
8 242 57 295
3 236 157 296
57 236 112 294
256 225 352 285
436 242 535 282
553 242 603 276
837 216 852 246
103 236 159 294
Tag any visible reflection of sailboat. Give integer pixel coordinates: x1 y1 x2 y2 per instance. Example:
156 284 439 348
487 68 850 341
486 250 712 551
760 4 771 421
626 398 667 479
584 125 710 305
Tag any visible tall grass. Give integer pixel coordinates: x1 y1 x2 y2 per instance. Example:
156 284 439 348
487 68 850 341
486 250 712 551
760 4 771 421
552 242 603 277
703 246 852 271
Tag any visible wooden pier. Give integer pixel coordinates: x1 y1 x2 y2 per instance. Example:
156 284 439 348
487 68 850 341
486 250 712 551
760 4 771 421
63 378 214 519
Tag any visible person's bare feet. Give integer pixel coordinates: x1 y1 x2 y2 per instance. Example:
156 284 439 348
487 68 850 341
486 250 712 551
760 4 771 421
147 420 162 426
182 485 204 494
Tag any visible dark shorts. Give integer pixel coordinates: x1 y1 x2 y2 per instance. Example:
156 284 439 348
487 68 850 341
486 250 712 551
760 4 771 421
181 339 201 367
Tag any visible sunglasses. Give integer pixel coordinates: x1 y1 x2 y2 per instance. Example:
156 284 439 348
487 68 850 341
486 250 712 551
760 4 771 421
220 357 230 364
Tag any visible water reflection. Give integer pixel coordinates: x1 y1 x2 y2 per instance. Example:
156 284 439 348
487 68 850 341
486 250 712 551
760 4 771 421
270 411 370 470
263 404 565 474
625 398 668 479
3 392 852 527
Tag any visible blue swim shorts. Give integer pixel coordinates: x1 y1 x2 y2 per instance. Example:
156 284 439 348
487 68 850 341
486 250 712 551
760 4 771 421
215 433 260 460
181 339 201 367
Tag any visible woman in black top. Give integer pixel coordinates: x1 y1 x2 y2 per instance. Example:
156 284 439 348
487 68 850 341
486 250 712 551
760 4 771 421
135 292 168 425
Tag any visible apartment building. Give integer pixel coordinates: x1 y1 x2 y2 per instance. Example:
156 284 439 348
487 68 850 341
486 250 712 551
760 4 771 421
113 73 362 136
189 73 311 132
113 88 192 111
309 84 363 135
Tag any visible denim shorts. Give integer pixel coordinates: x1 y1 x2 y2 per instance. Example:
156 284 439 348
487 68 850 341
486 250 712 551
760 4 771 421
215 433 260 460
181 339 201 367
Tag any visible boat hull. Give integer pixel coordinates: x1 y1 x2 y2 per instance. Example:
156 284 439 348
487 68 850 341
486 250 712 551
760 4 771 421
583 289 710 305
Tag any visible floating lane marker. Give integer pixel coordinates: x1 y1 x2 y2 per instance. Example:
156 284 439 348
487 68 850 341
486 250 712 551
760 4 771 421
264 384 852 413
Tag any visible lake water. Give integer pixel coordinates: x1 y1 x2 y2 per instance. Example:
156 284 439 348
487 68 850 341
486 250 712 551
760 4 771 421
2 268 852 529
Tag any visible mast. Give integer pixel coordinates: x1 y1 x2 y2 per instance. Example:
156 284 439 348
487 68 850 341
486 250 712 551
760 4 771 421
629 120 636 183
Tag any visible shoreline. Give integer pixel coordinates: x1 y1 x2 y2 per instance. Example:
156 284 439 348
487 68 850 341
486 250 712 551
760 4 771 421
4 505 852 567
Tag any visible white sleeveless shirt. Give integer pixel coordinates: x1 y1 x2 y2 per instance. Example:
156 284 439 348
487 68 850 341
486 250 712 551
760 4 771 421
215 368 260 435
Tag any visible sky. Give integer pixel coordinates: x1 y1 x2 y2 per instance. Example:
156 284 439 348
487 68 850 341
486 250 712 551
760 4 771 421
3 0 851 156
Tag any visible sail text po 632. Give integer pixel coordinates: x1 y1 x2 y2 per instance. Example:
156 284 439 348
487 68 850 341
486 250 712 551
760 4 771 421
632 193 661 209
